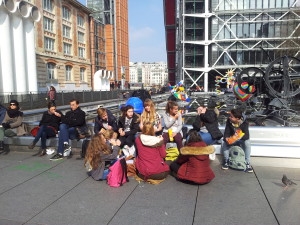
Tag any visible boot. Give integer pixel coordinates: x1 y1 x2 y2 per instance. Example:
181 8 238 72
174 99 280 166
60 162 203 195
28 141 37 149
0 141 4 150
39 149 46 157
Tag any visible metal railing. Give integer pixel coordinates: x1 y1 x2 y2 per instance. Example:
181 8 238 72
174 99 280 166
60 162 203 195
0 90 130 110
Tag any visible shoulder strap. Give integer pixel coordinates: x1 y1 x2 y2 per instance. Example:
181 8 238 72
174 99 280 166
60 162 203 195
119 158 129 185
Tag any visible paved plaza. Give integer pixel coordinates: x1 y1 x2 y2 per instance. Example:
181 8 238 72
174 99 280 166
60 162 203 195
0 150 299 225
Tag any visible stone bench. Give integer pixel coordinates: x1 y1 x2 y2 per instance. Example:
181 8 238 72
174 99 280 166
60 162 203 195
2 122 95 156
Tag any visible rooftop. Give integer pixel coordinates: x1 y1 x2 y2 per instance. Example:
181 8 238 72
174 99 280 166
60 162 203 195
0 151 299 225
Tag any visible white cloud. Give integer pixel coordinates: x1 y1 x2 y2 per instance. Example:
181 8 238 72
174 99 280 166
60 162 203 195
129 27 155 41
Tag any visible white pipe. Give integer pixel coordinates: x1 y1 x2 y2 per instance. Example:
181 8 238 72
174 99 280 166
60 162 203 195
24 4 40 93
3 0 17 12
0 6 15 93
12 5 27 92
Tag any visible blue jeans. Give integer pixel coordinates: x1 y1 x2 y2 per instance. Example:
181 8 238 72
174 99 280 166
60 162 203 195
198 131 216 145
33 125 56 149
57 124 77 154
222 139 251 164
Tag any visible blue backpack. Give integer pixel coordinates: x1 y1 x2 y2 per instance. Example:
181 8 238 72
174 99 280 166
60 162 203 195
228 146 247 171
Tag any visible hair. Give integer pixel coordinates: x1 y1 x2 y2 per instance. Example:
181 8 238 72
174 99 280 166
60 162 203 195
231 108 243 119
141 99 156 124
165 101 178 114
9 100 20 110
97 108 107 117
84 133 111 170
187 129 203 144
102 129 116 140
50 86 56 91
142 121 155 136
69 99 79 104
47 101 56 109
121 105 134 117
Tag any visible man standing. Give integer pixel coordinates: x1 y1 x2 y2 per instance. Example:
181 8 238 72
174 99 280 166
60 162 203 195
50 99 86 161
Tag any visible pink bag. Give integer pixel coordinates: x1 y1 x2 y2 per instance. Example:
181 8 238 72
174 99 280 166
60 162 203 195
107 158 129 187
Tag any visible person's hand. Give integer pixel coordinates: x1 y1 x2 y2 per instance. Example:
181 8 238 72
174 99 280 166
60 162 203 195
54 112 61 117
116 139 121 146
107 125 112 130
197 106 206 114
2 123 10 129
174 112 180 119
159 135 164 141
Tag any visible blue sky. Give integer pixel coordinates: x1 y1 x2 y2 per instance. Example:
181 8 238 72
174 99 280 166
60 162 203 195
78 0 167 63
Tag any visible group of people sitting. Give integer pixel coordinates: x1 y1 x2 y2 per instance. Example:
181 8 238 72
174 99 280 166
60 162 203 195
0 97 253 185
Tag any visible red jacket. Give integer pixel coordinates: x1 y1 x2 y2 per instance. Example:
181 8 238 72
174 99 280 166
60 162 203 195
135 136 169 178
177 142 215 184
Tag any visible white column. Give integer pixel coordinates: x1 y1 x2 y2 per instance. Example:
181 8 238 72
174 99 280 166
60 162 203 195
204 0 209 92
12 14 27 93
24 5 40 93
0 6 15 93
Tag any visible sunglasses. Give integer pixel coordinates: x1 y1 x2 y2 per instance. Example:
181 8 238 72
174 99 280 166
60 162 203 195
10 103 16 106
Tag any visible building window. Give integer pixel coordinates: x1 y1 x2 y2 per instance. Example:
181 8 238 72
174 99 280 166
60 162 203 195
44 17 54 32
80 68 85 81
43 0 53 12
44 37 55 51
78 31 84 43
47 62 55 79
63 43 72 55
77 15 84 27
78 47 85 58
62 6 71 20
65 65 72 81
63 25 71 38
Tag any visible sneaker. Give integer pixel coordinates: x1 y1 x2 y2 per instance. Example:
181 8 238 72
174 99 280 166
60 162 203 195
222 160 229 170
245 163 253 173
46 148 55 155
50 153 63 161
63 144 72 157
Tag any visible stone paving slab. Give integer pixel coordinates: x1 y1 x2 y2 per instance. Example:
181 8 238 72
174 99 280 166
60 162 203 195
194 159 278 225
254 166 300 225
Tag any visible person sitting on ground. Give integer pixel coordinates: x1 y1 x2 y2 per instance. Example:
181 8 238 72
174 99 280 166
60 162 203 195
162 101 183 150
50 99 86 161
0 100 27 150
84 132 120 180
94 107 118 134
117 105 140 151
139 98 162 135
192 101 223 145
135 122 169 181
101 129 121 148
170 130 215 184
221 108 253 173
28 102 62 156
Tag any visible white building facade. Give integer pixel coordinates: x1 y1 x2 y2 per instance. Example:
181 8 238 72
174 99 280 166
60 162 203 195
129 61 168 86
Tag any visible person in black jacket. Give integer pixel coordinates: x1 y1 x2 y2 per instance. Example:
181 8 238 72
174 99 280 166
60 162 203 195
118 105 140 149
50 99 86 161
94 107 117 134
192 101 223 145
28 102 62 156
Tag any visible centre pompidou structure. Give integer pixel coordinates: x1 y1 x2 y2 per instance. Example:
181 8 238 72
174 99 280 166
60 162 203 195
164 0 300 94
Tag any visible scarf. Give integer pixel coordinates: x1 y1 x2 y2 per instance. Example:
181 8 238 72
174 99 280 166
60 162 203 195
7 109 23 118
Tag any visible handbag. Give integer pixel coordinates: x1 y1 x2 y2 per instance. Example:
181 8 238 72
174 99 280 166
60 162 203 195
30 126 40 137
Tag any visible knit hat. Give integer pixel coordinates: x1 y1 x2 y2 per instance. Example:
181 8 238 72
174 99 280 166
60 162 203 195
9 100 19 106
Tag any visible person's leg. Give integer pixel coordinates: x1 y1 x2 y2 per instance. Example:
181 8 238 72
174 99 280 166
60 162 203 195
68 127 77 140
170 161 181 173
30 125 47 148
119 136 126 148
0 127 4 141
162 132 170 146
199 132 215 145
125 134 135 147
173 133 183 150
239 139 251 164
4 129 17 137
221 140 230 169
57 124 70 155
